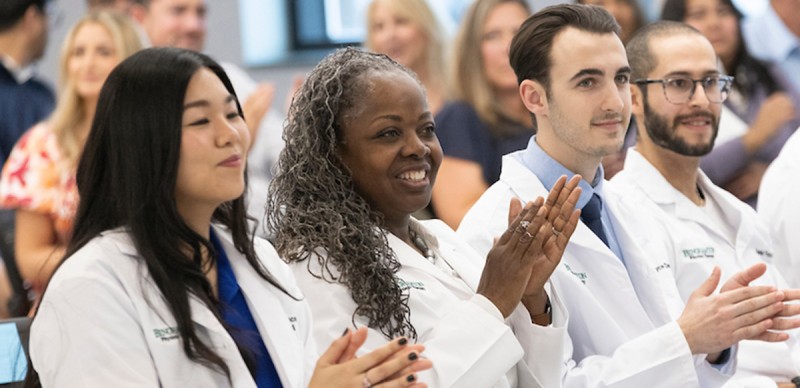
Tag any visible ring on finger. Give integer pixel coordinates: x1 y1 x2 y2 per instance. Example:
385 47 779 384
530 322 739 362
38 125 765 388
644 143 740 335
551 226 562 236
362 374 373 388
516 220 531 234
519 231 534 243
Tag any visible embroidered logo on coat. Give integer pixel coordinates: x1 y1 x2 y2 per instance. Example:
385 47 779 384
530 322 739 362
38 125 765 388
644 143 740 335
563 263 587 284
755 249 773 258
396 278 426 291
153 326 179 342
654 262 672 272
681 247 715 260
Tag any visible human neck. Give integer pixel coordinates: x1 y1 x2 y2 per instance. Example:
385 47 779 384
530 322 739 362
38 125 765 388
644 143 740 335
177 202 215 240
0 33 32 68
535 126 601 182
385 215 413 247
636 137 703 205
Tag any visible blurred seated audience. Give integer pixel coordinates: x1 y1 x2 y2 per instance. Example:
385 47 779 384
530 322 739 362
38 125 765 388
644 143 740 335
0 0 55 316
366 0 447 115
432 0 534 229
0 11 142 299
662 0 799 206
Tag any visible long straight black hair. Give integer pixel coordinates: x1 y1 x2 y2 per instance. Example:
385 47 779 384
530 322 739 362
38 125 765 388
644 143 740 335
26 47 287 385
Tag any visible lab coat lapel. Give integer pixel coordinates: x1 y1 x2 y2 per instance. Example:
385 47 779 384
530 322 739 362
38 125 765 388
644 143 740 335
387 229 475 297
414 219 483 291
500 156 618 259
214 227 304 388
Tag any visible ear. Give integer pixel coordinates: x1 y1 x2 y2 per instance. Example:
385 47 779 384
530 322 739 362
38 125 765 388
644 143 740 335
630 83 646 121
519 79 548 120
21 5 41 30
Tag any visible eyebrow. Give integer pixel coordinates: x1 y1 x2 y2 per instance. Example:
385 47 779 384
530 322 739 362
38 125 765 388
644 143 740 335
569 66 632 82
663 70 720 78
369 112 433 124
183 95 236 110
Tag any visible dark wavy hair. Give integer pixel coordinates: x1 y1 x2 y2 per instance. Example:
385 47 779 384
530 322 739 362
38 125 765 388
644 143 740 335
26 47 287 386
267 47 420 340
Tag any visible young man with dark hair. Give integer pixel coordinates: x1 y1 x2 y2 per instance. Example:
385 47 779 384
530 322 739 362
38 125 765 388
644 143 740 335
460 4 800 386
614 20 800 388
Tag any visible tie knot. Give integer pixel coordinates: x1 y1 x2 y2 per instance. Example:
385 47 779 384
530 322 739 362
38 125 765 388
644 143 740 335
582 193 603 222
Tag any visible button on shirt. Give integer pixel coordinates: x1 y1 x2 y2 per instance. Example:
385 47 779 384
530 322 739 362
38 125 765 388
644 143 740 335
517 136 626 263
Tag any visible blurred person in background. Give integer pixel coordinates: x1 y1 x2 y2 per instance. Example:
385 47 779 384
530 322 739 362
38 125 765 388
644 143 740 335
432 0 534 229
0 11 142 305
366 0 447 115
0 0 55 317
662 0 799 206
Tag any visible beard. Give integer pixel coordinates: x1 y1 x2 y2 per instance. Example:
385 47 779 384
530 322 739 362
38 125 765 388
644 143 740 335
643 101 719 157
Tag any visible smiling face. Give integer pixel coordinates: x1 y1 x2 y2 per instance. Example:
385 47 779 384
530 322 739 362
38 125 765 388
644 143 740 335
539 27 632 163
175 67 249 216
67 22 120 101
367 1 428 71
635 33 721 156
337 70 442 226
481 2 529 94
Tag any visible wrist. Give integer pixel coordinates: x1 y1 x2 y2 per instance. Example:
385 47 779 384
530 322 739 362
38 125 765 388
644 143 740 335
522 292 551 326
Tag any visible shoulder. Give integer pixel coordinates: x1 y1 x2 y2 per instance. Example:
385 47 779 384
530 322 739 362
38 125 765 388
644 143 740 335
44 229 143 303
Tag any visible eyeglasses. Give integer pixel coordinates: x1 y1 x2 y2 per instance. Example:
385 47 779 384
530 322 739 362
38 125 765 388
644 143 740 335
633 75 734 104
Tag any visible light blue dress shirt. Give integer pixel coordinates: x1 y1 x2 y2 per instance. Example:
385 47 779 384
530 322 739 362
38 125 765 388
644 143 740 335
515 136 626 264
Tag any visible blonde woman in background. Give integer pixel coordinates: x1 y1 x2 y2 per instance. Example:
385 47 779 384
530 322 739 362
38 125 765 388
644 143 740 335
432 0 534 229
0 11 142 298
365 0 447 115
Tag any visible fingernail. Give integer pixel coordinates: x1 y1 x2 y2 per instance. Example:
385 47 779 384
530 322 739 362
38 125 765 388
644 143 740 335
398 337 408 345
406 374 415 382
408 352 418 360
341 328 349 337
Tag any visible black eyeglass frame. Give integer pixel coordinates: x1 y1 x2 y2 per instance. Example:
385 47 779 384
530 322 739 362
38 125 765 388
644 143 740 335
632 75 734 105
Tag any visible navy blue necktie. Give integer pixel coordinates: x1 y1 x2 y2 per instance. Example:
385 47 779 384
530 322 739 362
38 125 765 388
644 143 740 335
582 193 609 247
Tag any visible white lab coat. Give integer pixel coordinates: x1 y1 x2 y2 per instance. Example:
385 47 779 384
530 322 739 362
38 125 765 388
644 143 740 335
759 128 800 288
613 148 800 387
30 225 316 388
289 218 567 388
458 154 735 388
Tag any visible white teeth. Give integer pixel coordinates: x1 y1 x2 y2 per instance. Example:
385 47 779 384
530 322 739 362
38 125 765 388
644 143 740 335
684 120 709 126
399 170 426 181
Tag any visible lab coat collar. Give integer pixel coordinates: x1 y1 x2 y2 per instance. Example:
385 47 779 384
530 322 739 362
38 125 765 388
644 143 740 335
386 219 477 297
500 154 611 258
214 226 305 388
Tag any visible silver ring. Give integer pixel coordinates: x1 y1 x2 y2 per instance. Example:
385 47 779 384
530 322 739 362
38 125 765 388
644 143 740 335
362 374 373 388
519 231 534 243
551 226 562 236
516 220 530 234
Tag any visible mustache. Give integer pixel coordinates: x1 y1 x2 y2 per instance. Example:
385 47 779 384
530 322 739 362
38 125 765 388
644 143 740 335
674 111 716 123
590 112 626 123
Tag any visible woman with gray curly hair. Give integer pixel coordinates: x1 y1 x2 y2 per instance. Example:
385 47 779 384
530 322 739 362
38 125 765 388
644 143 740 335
267 47 581 388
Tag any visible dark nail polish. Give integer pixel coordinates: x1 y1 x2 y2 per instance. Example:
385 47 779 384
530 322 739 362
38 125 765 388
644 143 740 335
398 337 408 345
406 375 415 382
408 352 418 361
341 328 349 337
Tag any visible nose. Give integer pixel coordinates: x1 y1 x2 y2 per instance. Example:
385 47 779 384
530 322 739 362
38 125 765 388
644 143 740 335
402 132 430 159
688 81 711 108
183 12 205 34
601 82 626 113
214 115 247 149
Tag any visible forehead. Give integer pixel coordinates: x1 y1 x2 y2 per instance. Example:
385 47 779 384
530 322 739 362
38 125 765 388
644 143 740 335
344 70 425 117
149 0 205 10
648 33 717 77
74 22 111 41
549 27 628 79
184 68 227 101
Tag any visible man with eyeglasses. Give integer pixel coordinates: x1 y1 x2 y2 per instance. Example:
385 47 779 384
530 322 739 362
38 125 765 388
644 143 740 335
612 20 800 388
460 5 800 387
0 0 56 317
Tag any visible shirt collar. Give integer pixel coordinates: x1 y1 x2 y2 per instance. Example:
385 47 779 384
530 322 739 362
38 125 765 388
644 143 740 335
0 54 36 84
516 135 604 209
